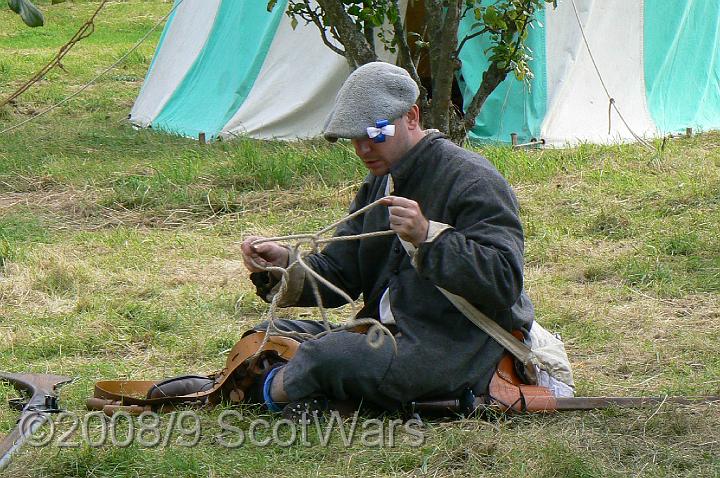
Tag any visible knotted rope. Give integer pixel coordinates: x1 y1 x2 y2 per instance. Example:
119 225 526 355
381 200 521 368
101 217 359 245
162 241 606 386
248 197 399 355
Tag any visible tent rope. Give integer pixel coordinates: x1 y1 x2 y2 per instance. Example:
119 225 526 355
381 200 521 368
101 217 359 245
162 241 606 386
569 0 656 152
248 197 399 356
0 0 110 110
0 0 185 136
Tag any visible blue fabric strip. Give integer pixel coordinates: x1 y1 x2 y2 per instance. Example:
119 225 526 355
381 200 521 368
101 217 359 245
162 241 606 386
644 0 720 134
263 366 284 413
151 0 288 139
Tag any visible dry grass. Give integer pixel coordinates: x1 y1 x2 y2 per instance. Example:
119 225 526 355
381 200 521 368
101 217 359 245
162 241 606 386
0 1 718 476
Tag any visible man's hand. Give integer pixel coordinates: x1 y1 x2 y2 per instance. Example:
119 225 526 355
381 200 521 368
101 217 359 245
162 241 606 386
381 196 429 247
241 236 289 272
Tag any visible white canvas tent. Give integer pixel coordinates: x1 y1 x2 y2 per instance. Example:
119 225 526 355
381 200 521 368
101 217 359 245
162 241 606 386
130 0 720 146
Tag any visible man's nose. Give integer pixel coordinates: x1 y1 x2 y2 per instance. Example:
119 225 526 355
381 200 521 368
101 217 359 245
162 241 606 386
353 138 372 156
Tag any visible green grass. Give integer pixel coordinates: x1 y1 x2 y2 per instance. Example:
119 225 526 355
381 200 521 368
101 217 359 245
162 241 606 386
1 1 719 477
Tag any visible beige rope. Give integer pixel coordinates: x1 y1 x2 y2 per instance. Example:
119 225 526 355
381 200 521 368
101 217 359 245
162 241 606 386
568 0 656 153
249 196 398 354
0 0 184 135
0 0 109 110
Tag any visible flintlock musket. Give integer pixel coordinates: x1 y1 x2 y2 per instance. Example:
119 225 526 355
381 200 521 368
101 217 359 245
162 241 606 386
409 353 720 416
0 372 73 472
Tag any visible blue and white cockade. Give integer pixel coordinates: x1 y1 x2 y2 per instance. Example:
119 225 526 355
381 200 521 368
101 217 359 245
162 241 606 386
366 119 396 143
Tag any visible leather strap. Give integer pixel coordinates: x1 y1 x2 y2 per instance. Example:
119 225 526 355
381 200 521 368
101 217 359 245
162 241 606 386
394 230 539 383
436 287 538 383
385 177 537 378
88 332 299 411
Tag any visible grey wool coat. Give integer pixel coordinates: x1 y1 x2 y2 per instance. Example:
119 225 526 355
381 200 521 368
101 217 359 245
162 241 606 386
254 132 534 405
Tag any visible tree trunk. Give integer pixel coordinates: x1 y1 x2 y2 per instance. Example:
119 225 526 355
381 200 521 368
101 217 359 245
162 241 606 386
423 0 461 134
316 0 378 69
389 0 428 116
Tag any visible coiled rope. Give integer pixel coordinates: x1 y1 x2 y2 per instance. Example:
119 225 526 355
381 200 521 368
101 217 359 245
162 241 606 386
248 197 399 355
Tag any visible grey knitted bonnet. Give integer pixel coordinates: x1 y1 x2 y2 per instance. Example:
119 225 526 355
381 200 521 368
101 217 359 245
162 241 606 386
323 62 420 142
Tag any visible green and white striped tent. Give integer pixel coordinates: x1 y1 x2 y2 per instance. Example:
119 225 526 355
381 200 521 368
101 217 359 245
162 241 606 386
130 0 720 146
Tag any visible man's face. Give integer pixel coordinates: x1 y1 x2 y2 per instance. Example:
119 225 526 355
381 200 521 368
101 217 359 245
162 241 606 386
351 116 411 176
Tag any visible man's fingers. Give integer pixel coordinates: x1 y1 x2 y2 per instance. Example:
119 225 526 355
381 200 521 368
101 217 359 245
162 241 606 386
242 236 261 252
384 195 415 206
241 236 275 272
388 205 419 219
241 256 262 273
251 242 271 254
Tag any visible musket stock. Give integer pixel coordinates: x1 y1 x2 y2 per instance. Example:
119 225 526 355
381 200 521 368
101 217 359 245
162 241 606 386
0 372 73 472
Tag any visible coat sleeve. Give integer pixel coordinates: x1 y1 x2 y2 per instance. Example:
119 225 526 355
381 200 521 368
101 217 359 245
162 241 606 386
295 182 368 307
287 181 372 308
412 174 525 310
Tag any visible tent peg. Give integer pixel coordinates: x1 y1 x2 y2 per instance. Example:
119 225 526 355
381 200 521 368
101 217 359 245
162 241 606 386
513 138 545 149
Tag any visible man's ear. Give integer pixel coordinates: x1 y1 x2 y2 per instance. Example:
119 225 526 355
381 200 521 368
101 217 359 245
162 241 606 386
406 104 421 130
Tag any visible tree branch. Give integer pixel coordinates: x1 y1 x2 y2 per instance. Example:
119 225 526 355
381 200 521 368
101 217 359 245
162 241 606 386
461 2 536 136
509 8 532 67
388 0 426 106
459 3 473 21
462 61 508 133
316 0 378 68
455 27 490 58
288 1 347 57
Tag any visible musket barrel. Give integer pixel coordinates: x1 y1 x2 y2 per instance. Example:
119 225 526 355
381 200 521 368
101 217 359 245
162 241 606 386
553 396 720 410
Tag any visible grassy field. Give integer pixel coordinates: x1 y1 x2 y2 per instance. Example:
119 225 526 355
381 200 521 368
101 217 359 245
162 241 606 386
0 1 719 476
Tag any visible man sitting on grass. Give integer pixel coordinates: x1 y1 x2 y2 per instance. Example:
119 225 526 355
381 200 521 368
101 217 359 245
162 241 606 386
241 62 535 417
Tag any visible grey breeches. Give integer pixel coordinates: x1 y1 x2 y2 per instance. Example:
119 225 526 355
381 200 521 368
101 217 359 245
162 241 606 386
253 319 399 410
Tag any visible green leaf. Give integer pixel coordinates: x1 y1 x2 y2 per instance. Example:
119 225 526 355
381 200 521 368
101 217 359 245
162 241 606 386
9 0 44 27
483 6 507 30
290 16 298 30
8 0 21 14
266 0 278 12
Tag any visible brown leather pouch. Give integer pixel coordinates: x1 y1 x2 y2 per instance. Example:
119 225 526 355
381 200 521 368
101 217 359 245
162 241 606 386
87 332 300 415
146 375 216 399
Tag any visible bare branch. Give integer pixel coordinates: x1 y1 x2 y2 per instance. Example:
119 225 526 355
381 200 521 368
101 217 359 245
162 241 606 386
388 0 426 103
455 27 490 58
462 62 507 133
316 0 378 67
308 1 346 57
459 3 474 21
